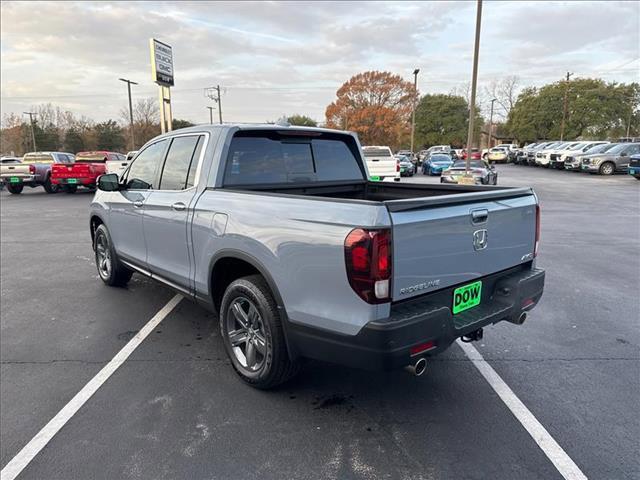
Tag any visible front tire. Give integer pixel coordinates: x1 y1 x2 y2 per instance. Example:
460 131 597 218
94 224 133 287
7 184 23 194
599 162 615 175
220 275 300 389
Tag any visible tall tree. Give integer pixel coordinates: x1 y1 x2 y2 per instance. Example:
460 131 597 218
64 126 85 153
325 71 418 148
120 98 160 148
506 79 639 141
484 76 520 120
414 94 484 148
172 119 195 130
287 114 317 127
94 120 125 151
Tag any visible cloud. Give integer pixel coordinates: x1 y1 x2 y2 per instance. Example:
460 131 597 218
1 0 638 124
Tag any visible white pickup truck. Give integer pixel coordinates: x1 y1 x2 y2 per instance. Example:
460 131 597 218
361 146 400 181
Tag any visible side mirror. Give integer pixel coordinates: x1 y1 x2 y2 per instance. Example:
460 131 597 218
620 152 628 157
97 173 120 191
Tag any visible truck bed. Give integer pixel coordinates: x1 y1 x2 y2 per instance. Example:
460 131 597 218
225 181 532 211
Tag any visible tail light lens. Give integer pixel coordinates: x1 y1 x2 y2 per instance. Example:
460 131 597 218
534 204 541 257
396 160 400 172
344 228 392 304
29 164 35 174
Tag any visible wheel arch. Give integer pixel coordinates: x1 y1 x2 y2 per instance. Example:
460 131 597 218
89 214 105 248
208 250 297 359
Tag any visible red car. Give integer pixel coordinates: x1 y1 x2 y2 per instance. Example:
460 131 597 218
461 148 482 160
51 151 123 193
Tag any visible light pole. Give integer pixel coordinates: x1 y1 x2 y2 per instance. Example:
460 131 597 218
119 78 138 150
23 112 37 152
410 68 420 156
559 71 573 141
488 98 496 148
463 0 483 179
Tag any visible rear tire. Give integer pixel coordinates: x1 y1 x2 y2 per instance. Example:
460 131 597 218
599 162 615 175
94 224 133 287
7 184 23 194
220 274 300 389
43 177 58 194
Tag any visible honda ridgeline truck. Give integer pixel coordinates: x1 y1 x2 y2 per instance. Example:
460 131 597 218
90 125 545 388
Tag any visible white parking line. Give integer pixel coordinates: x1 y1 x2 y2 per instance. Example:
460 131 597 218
0 294 183 480
456 339 588 480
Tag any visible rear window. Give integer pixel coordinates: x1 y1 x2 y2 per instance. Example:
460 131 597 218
453 160 483 168
23 154 54 163
223 133 363 186
363 148 392 158
76 153 107 162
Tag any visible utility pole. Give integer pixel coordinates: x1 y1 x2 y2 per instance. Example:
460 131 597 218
560 71 573 141
488 98 496 148
410 68 420 155
23 112 37 152
626 95 634 138
206 106 215 124
205 85 223 124
463 0 483 178
119 78 138 150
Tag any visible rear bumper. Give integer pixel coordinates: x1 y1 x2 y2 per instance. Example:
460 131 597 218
0 175 36 184
287 266 545 371
52 177 96 186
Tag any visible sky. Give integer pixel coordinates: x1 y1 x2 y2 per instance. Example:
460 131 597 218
1 0 639 125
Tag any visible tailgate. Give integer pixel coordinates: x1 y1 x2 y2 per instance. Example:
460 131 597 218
52 163 96 179
0 165 30 176
388 191 537 301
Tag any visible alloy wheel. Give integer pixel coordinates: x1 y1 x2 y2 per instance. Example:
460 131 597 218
96 234 112 279
226 297 267 372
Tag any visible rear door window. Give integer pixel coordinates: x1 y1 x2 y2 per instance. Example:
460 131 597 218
158 135 203 190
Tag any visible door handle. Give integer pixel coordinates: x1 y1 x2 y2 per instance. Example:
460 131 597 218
133 200 144 208
471 209 488 224
171 202 186 211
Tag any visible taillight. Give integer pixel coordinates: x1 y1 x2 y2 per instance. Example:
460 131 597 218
396 160 400 172
344 228 392 304
534 204 541 257
29 164 35 174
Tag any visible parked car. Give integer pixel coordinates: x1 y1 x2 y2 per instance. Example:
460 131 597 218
396 149 414 161
51 151 117 192
362 146 400 182
515 143 538 165
487 147 509 164
628 153 640 180
440 159 498 185
550 141 609 169
581 142 640 175
461 148 481 160
423 153 453 175
0 156 22 191
535 142 572 167
0 151 74 194
564 143 617 171
528 142 558 165
91 124 544 388
397 156 415 176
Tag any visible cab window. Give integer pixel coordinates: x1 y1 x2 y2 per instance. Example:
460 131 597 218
126 140 168 190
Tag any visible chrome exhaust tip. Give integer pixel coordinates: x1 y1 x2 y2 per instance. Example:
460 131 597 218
404 357 427 377
517 312 527 325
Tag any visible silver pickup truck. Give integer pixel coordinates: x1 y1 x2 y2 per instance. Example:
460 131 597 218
90 125 545 388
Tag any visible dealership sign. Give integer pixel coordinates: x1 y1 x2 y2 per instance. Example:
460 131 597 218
150 39 174 86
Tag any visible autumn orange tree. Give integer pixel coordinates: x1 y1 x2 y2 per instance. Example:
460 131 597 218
325 71 418 148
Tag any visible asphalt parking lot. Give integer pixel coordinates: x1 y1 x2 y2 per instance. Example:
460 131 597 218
1 164 638 480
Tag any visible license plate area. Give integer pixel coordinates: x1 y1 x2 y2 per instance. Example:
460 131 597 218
9 177 21 183
453 280 482 314
67 178 78 184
